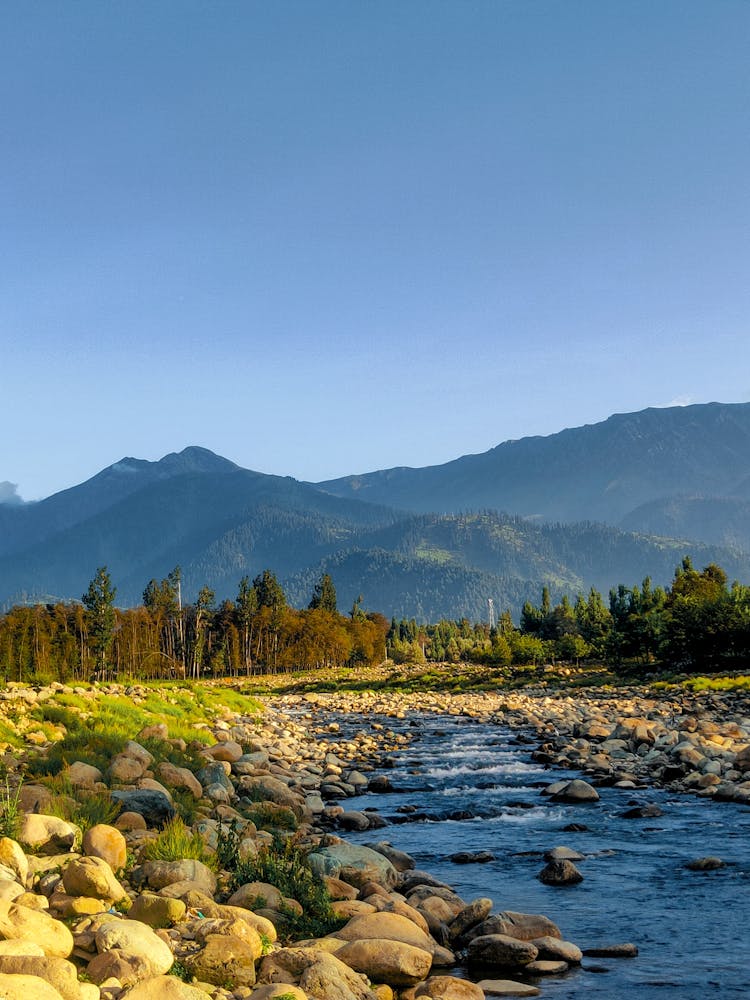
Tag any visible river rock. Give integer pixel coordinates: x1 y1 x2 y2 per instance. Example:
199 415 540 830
95 917 174 975
467 934 538 968
0 903 74 957
531 935 582 963
249 987 309 1000
476 981 539 997
685 856 725 871
366 842 416 871
464 912 561 943
156 762 203 799
62 856 125 902
537 859 583 885
111 790 175 826
66 762 103 787
335 911 437 954
543 846 584 861
118 975 211 998
448 898 493 939
582 943 638 957
0 955 81 1000
19 815 79 854
0 839 28 886
259 945 377 1000
0 973 67 1000
336 938 433 986
139 858 217 896
82 824 127 871
308 844 398 888
185 932 257 987
550 779 600 803
127 892 187 928
415 975 485 999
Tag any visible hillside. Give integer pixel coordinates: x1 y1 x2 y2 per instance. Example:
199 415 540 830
318 402 750 546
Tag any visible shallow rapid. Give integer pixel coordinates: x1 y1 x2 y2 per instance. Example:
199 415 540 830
334 713 750 999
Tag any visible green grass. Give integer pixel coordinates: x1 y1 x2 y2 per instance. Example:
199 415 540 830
141 815 216 868
0 775 22 839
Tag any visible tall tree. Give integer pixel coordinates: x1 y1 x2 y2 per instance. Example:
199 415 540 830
82 566 117 678
309 573 337 613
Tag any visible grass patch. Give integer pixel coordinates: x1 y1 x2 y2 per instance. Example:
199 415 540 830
141 816 216 868
0 774 22 839
244 802 298 833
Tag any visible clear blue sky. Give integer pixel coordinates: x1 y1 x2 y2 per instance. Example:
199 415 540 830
2 1 749 501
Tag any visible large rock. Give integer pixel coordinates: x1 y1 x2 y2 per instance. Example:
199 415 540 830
467 934 538 969
549 780 600 803
259 945 377 1000
0 955 81 1000
463 912 561 944
0 902 74 957
334 911 437 954
156 762 203 799
127 892 187 928
82 824 127 871
237 776 306 819
0 973 66 1000
66 762 104 787
185 932 257 987
119 975 211 998
95 917 174 976
308 844 398 889
111 790 175 826
531 936 582 963
415 976 486 999
139 859 217 897
19 815 79 855
62 856 126 902
537 860 583 886
0 839 29 885
86 947 153 986
448 898 493 940
336 937 432 986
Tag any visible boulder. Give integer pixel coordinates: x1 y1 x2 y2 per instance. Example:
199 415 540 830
463 912 561 944
334 910 436 954
62 856 126 902
82 824 128 871
19 815 79 854
448 898 493 940
467 934 538 969
476 981 539 996
139 858 217 896
308 844 398 889
415 976 486 999
549 779 599 803
111 790 175 826
0 955 81 1000
86 948 153 986
537 860 583 886
185 932 257 987
336 938 432 986
119 975 212 998
0 839 29 885
0 902 74 957
156 762 203 799
127 892 187 928
0 973 66 1000
531 936 582 963
95 917 174 975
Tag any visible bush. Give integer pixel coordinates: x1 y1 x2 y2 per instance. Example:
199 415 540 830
141 816 216 868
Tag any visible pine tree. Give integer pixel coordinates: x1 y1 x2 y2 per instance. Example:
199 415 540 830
82 566 117 678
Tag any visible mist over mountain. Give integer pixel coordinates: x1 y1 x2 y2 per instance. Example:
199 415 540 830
2 403 750 620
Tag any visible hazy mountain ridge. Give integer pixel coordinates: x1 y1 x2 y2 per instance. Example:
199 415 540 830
3 404 750 619
318 402 750 537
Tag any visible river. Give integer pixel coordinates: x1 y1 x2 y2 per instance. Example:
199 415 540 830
323 711 750 999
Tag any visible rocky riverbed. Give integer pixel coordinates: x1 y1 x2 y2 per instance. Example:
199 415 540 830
0 679 745 1000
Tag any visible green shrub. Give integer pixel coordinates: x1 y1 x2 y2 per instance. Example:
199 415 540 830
245 802 298 832
141 816 215 868
0 775 22 839
227 840 344 942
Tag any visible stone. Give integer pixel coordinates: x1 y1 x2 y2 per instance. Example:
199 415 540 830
0 941 45 956
336 938 432 986
308 844 398 889
109 754 147 783
249 987 309 1000
467 934 538 969
365 842 416 872
476 982 539 997
185 932 257 987
414 975 485 999
543 846 584 862
62 856 126 902
685 856 725 871
95 917 174 975
0 902 74 957
204 739 244 763
525 959 568 975
191 917 263 957
66 761 104 787
582 943 638 958
537 860 583 885
0 838 29 885
334 911 437 954
259 946 376 1000
127 892 187 928
549 779 600 803
0 955 81 1000
118 975 211 998
111 790 176 826
19 814 79 854
156 761 203 799
229 881 284 911
82 824 128 871
86 948 154 986
448 899 493 940
237 776 306 819
464 913 561 944
0 973 67 1000
140 858 217 896
115 811 148 832
531 936 582 963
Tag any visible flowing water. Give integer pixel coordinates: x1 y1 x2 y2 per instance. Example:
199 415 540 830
324 712 750 999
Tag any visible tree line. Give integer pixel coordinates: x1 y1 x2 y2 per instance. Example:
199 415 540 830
2 557 749 684
0 567 387 684
387 557 750 674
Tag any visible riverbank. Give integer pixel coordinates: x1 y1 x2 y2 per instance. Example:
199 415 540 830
0 675 745 999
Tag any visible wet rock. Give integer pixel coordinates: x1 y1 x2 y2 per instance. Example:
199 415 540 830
448 851 495 864
583 943 638 957
549 779 600 803
619 803 663 819
468 933 538 969
537 859 583 885
685 856 725 871
335 937 432 987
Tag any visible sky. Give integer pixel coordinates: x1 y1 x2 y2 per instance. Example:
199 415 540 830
2 1 749 502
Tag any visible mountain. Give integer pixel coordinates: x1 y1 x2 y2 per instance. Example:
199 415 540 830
318 402 750 545
4 406 750 621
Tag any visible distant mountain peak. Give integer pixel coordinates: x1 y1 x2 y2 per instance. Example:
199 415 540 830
156 446 240 475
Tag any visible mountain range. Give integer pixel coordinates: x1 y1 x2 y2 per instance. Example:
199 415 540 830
2 401 750 620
